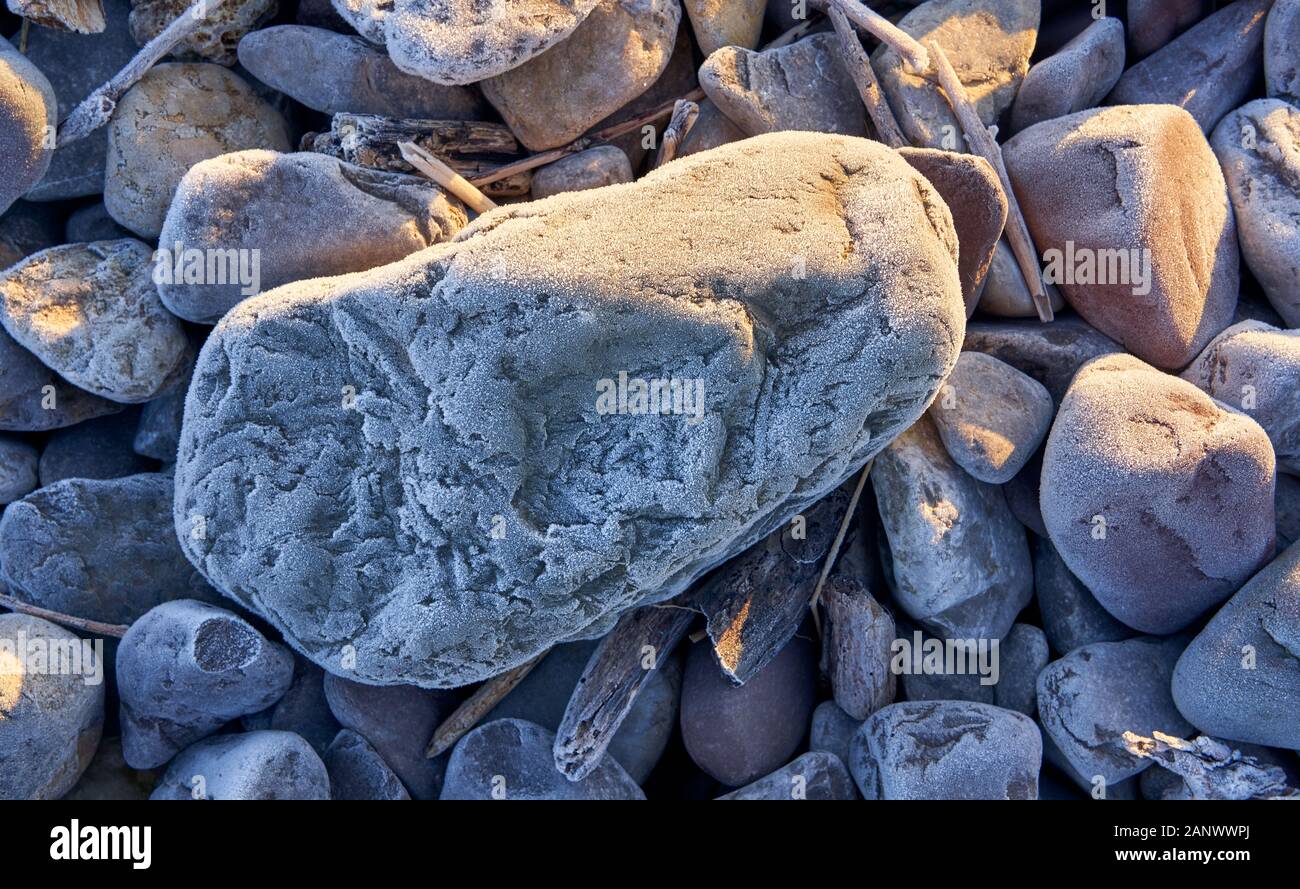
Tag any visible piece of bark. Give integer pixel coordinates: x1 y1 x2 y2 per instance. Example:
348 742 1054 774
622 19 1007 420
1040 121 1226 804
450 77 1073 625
693 484 854 685
1122 731 1300 800
820 574 895 721
553 603 696 781
654 99 699 167
425 652 547 759
8 0 105 33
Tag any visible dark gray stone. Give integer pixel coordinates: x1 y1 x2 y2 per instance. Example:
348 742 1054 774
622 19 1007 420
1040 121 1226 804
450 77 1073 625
323 729 410 800
0 434 37 505
38 409 152 487
715 752 856 800
963 315 1121 406
993 622 1048 715
1033 535 1134 655
809 700 859 767
1011 16 1125 133
241 658 341 756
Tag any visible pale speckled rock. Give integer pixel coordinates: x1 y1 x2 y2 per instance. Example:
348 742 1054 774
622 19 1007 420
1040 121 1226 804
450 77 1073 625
331 0 387 43
974 239 1064 318
237 26 484 119
385 0 605 86
0 474 220 624
1004 105 1239 370
993 622 1047 715
1128 0 1208 58
1038 636 1192 784
1181 320 1300 475
104 63 290 239
64 737 159 801
683 0 763 55
117 599 294 769
962 315 1121 405
677 98 745 158
172 133 967 687
0 613 105 800
0 240 189 403
323 673 457 799
680 635 817 787
481 0 680 151
809 700 859 766
928 351 1052 484
20 0 139 202
0 325 122 431
1267 0 1300 104
442 718 644 799
0 435 38 504
323 728 409 800
872 0 1039 148
872 414 1032 640
1011 16 1124 133
699 34 866 137
1279 473 1300 548
1211 100 1300 327
65 202 132 243
150 730 330 799
38 409 152 486
0 38 56 216
1172 542 1300 750
1033 535 1133 655
1040 353 1276 634
1108 0 1272 133
531 146 633 200
849 700 1040 799
157 150 467 323
715 751 856 800
129 0 277 65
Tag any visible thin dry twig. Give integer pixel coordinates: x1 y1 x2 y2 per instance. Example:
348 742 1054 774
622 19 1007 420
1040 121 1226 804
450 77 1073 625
828 3 906 148
808 460 872 634
820 0 929 73
926 40 1054 322
19 17 31 53
398 140 499 214
654 99 699 168
57 0 231 147
425 650 548 758
0 591 129 638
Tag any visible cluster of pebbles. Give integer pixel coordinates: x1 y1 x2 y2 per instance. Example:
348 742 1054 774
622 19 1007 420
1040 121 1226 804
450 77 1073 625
1 0 1298 801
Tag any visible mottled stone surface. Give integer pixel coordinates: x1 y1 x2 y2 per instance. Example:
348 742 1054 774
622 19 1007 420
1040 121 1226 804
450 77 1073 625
1011 16 1125 133
809 699 859 766
993 622 1047 715
1266 0 1300 104
1128 0 1208 58
150 730 330 799
1040 353 1276 634
0 613 105 799
0 435 38 504
531 146 634 200
683 0 762 55
240 657 340 755
0 325 122 431
715 751 856 800
172 133 967 688
1005 105 1238 370
1033 535 1134 655
0 38 56 216
323 728 410 800
129 0 278 65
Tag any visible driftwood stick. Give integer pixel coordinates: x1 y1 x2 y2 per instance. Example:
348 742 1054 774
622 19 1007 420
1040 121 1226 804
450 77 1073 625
828 4 906 149
56 0 230 147
926 41 1054 322
654 99 699 168
821 0 929 73
1123 731 1300 800
398 141 499 214
0 591 129 638
553 603 696 781
425 650 548 758
821 574 895 720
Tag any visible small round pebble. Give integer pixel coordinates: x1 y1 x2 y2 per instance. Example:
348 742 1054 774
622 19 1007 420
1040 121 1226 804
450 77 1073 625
531 146 634 200
323 729 410 800
0 435 38 505
0 37 57 216
150 730 330 800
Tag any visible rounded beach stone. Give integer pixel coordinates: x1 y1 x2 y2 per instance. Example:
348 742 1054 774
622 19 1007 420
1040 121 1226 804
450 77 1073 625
872 414 1033 640
240 658 341 755
0 473 219 624
480 0 680 152
1280 473 1300 548
699 34 866 138
1181 320 1300 475
384 0 604 86
441 718 644 799
39 410 153 486
0 37 56 216
680 634 816 788
809 700 859 766
0 613 105 800
157 150 467 324
872 0 1039 148
237 25 484 119
104 63 290 239
0 325 122 432
974 239 1064 318
1040 353 1276 634
677 98 745 158
172 132 967 687
0 240 189 403
0 200 63 269
1173 541 1300 750
531 146 634 200
1010 16 1124 133
129 0 277 65
1266 0 1300 104
0 435 38 504
849 700 1040 799
133 381 188 463
683 0 763 55
1038 636 1192 784
992 622 1047 715
323 728 410 800
65 202 132 243
64 737 160 801
149 730 330 799
715 751 856 800
117 599 294 769
1127 0 1208 58
1033 535 1133 655
1211 99 1300 327
323 673 458 800
1108 0 1272 133
962 315 1120 405
1004 104 1239 370
330 0 388 42
928 351 1053 484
